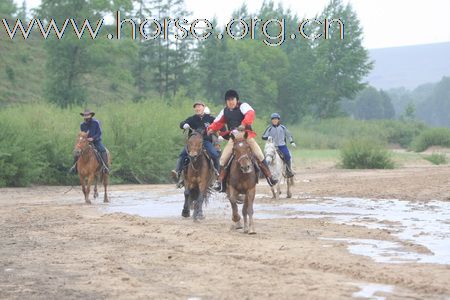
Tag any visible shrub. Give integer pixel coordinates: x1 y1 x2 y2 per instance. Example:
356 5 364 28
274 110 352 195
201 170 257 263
411 128 450 152
340 139 394 169
422 153 447 165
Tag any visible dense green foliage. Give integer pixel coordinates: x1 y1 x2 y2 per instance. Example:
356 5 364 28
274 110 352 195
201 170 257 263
411 128 450 152
0 101 431 186
340 139 394 169
290 118 425 149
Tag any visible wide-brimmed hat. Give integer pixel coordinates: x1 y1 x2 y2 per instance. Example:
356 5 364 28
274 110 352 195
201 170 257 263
193 101 205 108
80 109 95 117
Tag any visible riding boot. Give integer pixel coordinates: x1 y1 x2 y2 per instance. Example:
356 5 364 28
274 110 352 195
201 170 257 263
69 155 78 174
100 151 110 174
285 160 295 178
258 159 278 186
171 158 184 188
213 157 220 176
213 166 227 192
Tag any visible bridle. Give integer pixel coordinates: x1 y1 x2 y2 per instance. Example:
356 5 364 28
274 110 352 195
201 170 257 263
187 132 204 172
74 136 93 157
233 140 254 173
264 145 277 165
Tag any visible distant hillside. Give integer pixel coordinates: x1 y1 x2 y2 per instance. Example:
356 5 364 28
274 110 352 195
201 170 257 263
0 35 137 107
367 42 450 90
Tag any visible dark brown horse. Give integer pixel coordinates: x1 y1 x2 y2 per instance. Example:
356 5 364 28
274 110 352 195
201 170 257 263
182 130 215 221
73 131 111 204
227 132 258 234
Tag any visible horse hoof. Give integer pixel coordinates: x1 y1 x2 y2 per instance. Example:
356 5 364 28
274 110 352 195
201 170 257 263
104 199 109 203
182 210 190 218
287 194 292 199
248 231 256 235
85 201 91 205
234 222 243 230
194 213 205 220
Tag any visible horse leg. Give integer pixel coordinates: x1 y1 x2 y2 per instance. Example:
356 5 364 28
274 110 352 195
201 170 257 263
93 175 99 199
85 174 94 204
247 187 256 234
229 188 242 230
103 173 109 203
193 192 205 221
271 186 277 199
287 177 292 198
79 175 87 203
277 182 281 198
182 188 190 218
242 196 248 233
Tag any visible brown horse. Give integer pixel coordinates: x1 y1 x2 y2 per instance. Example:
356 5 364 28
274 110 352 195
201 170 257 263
182 130 215 221
73 131 111 204
227 132 258 234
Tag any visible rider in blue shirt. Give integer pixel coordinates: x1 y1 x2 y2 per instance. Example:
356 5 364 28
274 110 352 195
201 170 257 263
262 113 296 178
69 109 109 174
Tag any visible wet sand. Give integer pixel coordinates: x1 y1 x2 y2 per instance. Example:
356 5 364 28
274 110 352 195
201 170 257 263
1 166 450 299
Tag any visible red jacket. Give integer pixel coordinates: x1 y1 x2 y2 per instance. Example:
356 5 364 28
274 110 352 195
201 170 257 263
209 102 257 139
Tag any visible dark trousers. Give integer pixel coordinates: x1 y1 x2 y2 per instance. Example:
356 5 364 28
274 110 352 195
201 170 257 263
277 145 291 162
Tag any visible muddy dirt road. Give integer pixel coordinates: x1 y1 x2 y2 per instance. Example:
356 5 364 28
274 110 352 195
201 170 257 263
1 166 450 299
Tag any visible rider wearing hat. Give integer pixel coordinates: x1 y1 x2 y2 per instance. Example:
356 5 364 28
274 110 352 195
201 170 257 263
69 109 109 174
262 113 296 178
208 89 278 192
171 101 220 187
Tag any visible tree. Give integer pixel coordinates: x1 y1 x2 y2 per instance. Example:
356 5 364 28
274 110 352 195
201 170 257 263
0 0 16 19
37 0 133 107
311 0 373 118
416 76 450 126
402 102 416 121
379 90 395 119
17 1 27 20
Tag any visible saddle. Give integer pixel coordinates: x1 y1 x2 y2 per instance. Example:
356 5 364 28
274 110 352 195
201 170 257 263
92 146 109 167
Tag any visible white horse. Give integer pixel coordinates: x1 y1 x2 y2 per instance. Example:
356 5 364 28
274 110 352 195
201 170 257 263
264 137 293 199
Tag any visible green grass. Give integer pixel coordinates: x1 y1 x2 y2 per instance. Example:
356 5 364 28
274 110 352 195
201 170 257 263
288 118 425 150
422 153 448 165
292 149 340 169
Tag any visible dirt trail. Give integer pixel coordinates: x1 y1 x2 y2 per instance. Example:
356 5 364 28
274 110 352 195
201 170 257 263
1 166 450 299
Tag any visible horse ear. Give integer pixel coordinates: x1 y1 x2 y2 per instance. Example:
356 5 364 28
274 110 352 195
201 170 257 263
230 133 236 141
244 131 248 139
268 136 273 143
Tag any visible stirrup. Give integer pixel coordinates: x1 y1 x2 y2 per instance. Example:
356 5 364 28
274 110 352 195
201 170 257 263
176 177 184 189
213 180 225 192
69 164 77 174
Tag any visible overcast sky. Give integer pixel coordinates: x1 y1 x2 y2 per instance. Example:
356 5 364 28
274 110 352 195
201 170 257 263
17 0 450 49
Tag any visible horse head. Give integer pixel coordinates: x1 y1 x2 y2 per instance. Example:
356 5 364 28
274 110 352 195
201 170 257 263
73 131 90 156
264 136 277 165
231 133 254 174
187 130 204 160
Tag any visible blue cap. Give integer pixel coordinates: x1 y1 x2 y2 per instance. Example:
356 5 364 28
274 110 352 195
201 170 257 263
271 113 281 119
